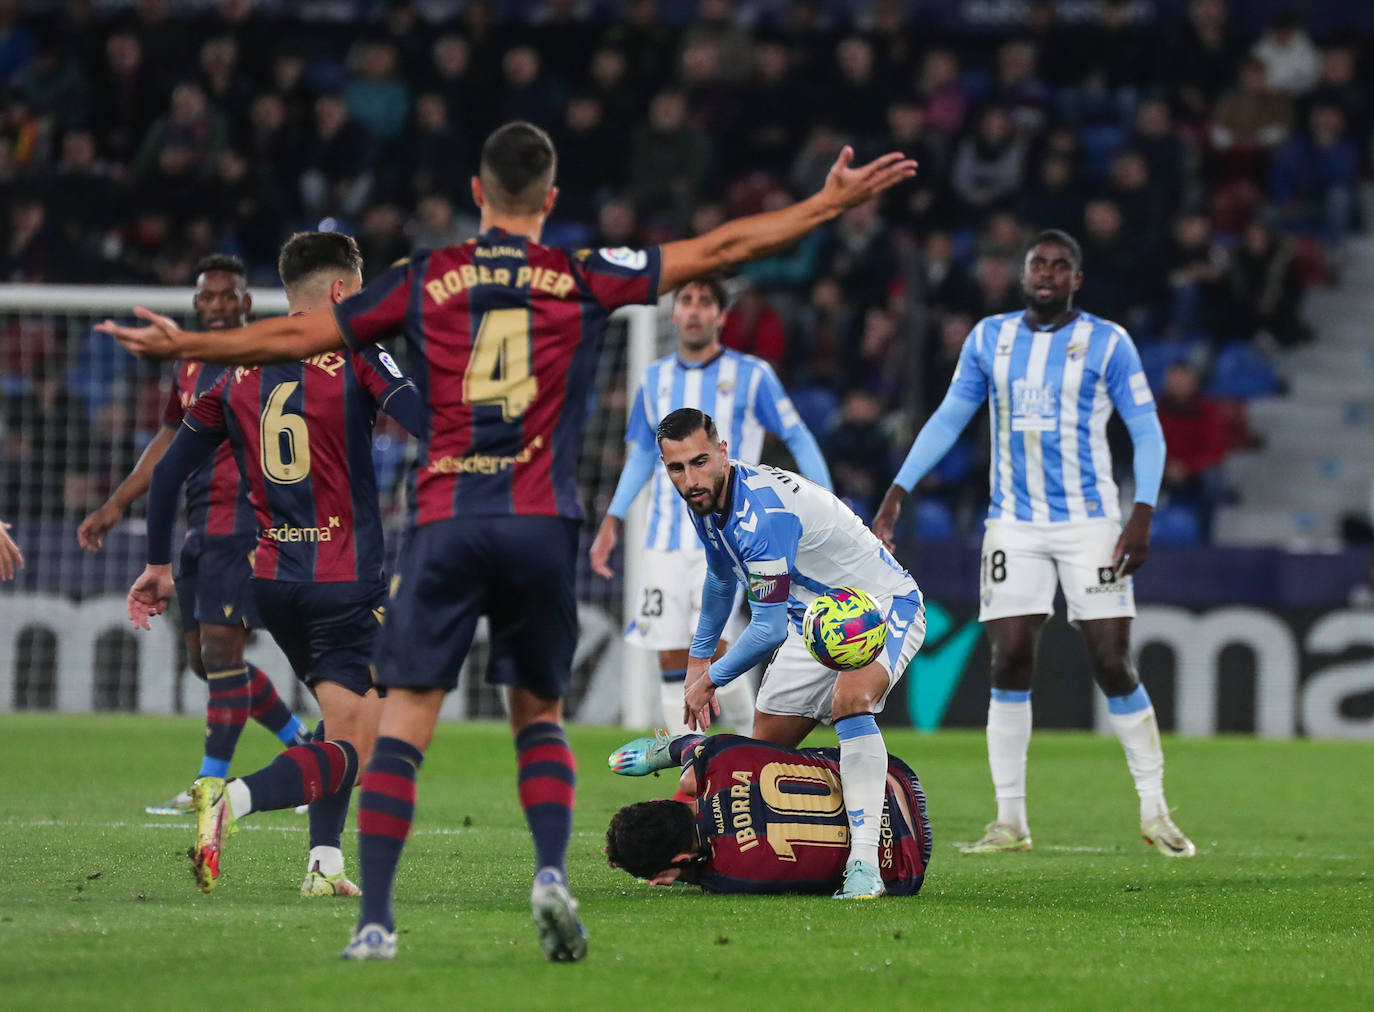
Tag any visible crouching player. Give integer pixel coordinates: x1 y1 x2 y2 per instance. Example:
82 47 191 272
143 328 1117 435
125 232 424 894
657 407 927 898
606 733 932 895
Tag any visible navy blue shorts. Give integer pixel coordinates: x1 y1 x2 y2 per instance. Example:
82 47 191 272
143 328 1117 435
374 516 580 699
175 534 261 630
252 578 386 696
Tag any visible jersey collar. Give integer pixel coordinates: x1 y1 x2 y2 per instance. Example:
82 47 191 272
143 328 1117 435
1023 308 1082 333
675 347 727 371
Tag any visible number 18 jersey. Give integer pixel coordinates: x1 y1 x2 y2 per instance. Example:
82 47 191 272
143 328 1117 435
689 735 932 895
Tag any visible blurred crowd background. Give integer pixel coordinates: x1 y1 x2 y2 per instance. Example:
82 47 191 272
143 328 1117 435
3 0 1373 546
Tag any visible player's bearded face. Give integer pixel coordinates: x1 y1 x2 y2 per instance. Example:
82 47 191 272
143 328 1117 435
663 431 730 515
1021 244 1079 316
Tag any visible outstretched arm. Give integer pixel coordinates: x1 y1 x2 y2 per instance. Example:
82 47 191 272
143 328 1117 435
872 392 982 545
97 307 344 365
78 424 177 551
658 147 917 294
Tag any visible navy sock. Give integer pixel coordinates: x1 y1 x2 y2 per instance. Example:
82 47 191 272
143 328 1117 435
200 665 250 779
515 722 576 873
246 664 305 745
357 737 424 932
239 740 358 813
307 721 350 850
668 733 706 765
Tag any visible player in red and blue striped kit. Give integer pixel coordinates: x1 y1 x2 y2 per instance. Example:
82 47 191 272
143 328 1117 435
606 733 932 896
79 256 308 815
99 121 917 962
127 233 424 895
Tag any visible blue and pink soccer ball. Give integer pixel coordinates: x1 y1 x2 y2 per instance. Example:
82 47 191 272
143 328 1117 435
801 587 887 670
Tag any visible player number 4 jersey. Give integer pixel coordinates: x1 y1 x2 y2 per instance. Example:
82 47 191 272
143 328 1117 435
690 736 932 895
332 231 662 525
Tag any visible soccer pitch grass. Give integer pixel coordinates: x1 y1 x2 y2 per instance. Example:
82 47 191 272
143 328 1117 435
0 716 1369 1011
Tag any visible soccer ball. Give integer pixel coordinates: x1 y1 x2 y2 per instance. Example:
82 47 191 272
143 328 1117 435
801 587 888 671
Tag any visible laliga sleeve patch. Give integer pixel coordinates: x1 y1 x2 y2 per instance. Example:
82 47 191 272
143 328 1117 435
377 350 404 379
1129 371 1154 406
598 247 648 270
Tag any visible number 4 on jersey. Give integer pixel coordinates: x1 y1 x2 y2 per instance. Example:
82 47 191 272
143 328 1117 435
465 308 537 421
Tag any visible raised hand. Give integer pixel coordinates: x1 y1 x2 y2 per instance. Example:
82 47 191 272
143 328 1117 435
95 306 183 360
821 146 919 212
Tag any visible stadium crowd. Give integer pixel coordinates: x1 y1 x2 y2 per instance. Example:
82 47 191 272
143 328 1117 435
1 0 1368 542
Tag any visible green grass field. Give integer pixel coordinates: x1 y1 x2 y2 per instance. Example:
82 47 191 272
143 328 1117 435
0 715 1369 1011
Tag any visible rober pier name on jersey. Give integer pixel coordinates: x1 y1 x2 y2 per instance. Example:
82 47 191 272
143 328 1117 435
424 264 575 305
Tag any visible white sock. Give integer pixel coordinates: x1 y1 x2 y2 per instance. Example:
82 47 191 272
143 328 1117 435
226 778 252 820
834 713 886 869
309 845 345 876
1106 685 1167 822
987 691 1031 834
659 679 690 735
715 675 755 730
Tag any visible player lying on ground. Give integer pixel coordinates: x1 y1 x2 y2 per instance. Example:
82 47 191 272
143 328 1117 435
82 255 310 815
590 276 833 735
98 120 916 962
126 232 424 895
657 407 927 898
872 229 1194 858
606 732 932 896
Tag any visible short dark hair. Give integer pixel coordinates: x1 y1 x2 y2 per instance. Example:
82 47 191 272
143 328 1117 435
1025 229 1082 271
277 231 364 289
480 121 557 215
605 801 697 880
194 253 246 279
656 407 719 446
674 275 729 312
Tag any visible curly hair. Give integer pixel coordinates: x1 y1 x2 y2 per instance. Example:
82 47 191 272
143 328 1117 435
604 800 697 880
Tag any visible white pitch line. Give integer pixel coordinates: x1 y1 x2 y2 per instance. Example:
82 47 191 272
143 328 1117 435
0 819 602 838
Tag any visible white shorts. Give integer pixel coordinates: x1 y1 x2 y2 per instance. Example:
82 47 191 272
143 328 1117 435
978 519 1136 623
625 547 743 652
755 592 926 726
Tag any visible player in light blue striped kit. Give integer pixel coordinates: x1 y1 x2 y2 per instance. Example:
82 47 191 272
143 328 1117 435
591 277 832 733
873 230 1195 858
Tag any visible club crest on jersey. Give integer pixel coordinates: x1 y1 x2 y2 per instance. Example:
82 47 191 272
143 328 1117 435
598 247 647 270
1066 341 1088 361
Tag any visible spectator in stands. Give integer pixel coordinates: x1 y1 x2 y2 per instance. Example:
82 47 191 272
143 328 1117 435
409 192 475 251
867 97 942 231
594 197 640 248
1168 0 1242 121
961 254 1021 319
684 0 753 87
628 88 710 226
823 390 893 522
1251 9 1320 98
497 44 565 131
1228 217 1310 347
725 37 807 179
1130 97 1191 206
356 202 408 280
678 38 735 135
243 93 304 204
1078 197 1152 330
11 30 87 134
1164 211 1230 340
0 85 47 172
206 148 284 268
826 197 897 310
914 48 969 140
1016 152 1084 231
789 121 849 199
381 90 472 207
0 191 75 283
1305 45 1368 145
298 91 375 218
824 37 888 140
1269 103 1359 255
1210 58 1293 154
720 285 786 367
993 40 1051 138
1157 361 1231 539
844 305 909 411
1081 0 1159 109
50 129 114 257
133 80 227 178
427 35 481 142
585 46 639 149
922 311 975 413
1103 149 1167 250
91 31 165 162
917 229 974 309
602 0 676 94
268 47 312 136
736 186 825 292
0 0 33 86
197 34 253 131
950 105 1027 216
345 39 411 142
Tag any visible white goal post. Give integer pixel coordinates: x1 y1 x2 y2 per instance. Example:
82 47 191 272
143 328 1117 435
0 283 662 728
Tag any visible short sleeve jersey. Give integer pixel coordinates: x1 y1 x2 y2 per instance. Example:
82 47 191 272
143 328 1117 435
947 309 1157 523
332 232 662 525
183 346 415 582
162 361 255 540
688 735 932 895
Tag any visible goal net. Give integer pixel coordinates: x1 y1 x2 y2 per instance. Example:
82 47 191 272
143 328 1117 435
0 284 661 726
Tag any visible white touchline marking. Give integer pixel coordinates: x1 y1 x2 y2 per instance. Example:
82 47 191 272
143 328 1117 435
0 819 603 838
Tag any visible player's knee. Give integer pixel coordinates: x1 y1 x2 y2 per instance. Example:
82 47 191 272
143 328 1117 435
197 627 244 672
987 648 1033 689
1092 656 1136 697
